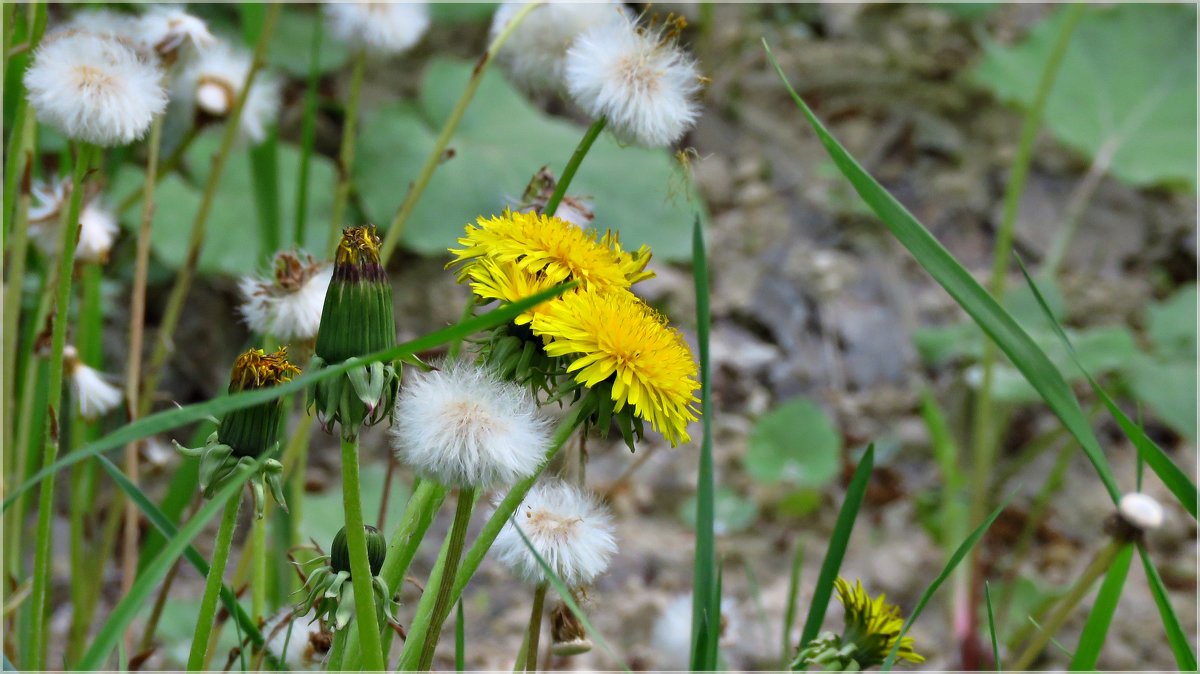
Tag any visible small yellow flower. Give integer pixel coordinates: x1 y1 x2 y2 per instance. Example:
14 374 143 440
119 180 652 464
833 577 924 668
448 210 649 290
228 347 300 393
600 231 655 285
464 258 559 325
531 287 699 446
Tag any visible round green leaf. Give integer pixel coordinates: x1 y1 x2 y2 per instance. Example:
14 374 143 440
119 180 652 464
745 398 841 487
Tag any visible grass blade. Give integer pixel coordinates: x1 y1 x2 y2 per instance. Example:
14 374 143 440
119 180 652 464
689 215 719 671
1137 544 1197 671
1069 542 1133 670
881 495 1011 671
781 541 805 666
512 520 632 673
764 39 1121 503
1016 259 1198 518
455 599 465 672
798 444 875 649
4 283 573 511
78 456 265 669
984 582 1000 671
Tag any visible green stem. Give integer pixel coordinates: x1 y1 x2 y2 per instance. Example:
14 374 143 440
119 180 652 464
139 4 280 417
327 626 348 671
340 433 386 671
377 0 543 265
543 117 606 217
1012 539 1123 670
295 12 323 247
252 509 267 622
966 2 1082 651
2 1 45 229
329 49 366 253
417 486 478 670
523 584 548 671
27 142 95 671
187 494 242 671
4 155 32 470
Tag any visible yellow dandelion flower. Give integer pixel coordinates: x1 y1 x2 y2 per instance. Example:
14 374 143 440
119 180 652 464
465 258 558 325
833 577 924 668
531 287 700 446
448 210 646 290
600 231 656 285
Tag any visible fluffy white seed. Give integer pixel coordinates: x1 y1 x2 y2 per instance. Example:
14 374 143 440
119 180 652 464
28 178 119 263
74 202 119 263
490 1 627 96
24 31 167 146
565 16 702 147
238 256 333 343
1118 492 1164 531
136 5 215 56
64 345 123 419
173 40 280 144
324 2 431 54
262 607 329 670
391 359 551 488
493 479 617 587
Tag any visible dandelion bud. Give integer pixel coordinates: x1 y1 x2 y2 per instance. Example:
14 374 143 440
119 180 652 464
391 359 550 489
308 226 399 436
550 602 592 656
63 345 123 420
491 1 628 96
329 524 388 578
793 578 924 670
239 251 332 343
176 347 299 518
493 479 616 587
174 41 280 145
24 31 167 146
565 13 703 147
324 2 430 54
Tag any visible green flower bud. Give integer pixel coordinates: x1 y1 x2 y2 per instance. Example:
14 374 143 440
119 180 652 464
175 347 299 519
308 226 399 436
330 524 387 578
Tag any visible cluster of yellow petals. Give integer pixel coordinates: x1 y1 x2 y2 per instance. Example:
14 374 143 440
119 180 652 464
335 225 382 267
531 287 700 446
463 258 559 326
229 346 300 392
835 577 925 665
449 210 654 291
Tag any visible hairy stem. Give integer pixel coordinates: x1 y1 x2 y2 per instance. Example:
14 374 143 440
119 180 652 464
187 494 242 671
543 117 606 217
378 0 543 265
340 432 386 671
115 125 200 216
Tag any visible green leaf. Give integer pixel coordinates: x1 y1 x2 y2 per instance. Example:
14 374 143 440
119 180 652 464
882 496 1011 671
1137 544 1197 671
984 582 1000 671
766 40 1122 503
1125 353 1197 441
430 2 498 23
1017 260 1197 518
3 283 572 512
77 457 264 669
355 59 706 260
267 7 349 76
1146 284 1197 360
680 487 757 535
972 4 1197 189
113 131 337 276
1069 542 1133 670
745 398 841 488
798 444 874 650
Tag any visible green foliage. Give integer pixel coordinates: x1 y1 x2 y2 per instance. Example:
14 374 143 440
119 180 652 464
1069 543 1133 670
973 4 1197 189
267 7 349 76
1124 284 1197 440
113 131 337 276
297 468 410 547
1138 544 1197 670
680 487 757 535
355 60 705 260
745 398 841 488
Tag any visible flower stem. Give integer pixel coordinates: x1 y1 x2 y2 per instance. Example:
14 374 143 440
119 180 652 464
524 583 548 671
340 432 386 671
295 12 323 247
3 113 35 465
27 141 95 671
418 486 478 670
327 625 349 670
139 3 280 418
1012 538 1124 670
543 117 606 217
186 493 242 671
114 125 200 216
377 0 543 265
252 506 267 622
329 49 366 253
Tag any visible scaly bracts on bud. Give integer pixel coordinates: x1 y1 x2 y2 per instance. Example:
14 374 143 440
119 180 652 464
292 525 398 631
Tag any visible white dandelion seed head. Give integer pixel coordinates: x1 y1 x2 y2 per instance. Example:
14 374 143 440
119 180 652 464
62 9 140 43
1118 492 1165 531
75 201 119 263
64 345 123 420
28 181 118 264
565 15 703 148
136 5 215 57
24 31 168 146
174 40 280 144
28 176 71 224
391 359 551 488
263 606 329 670
238 252 332 343
324 2 431 54
493 479 617 587
491 1 628 96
